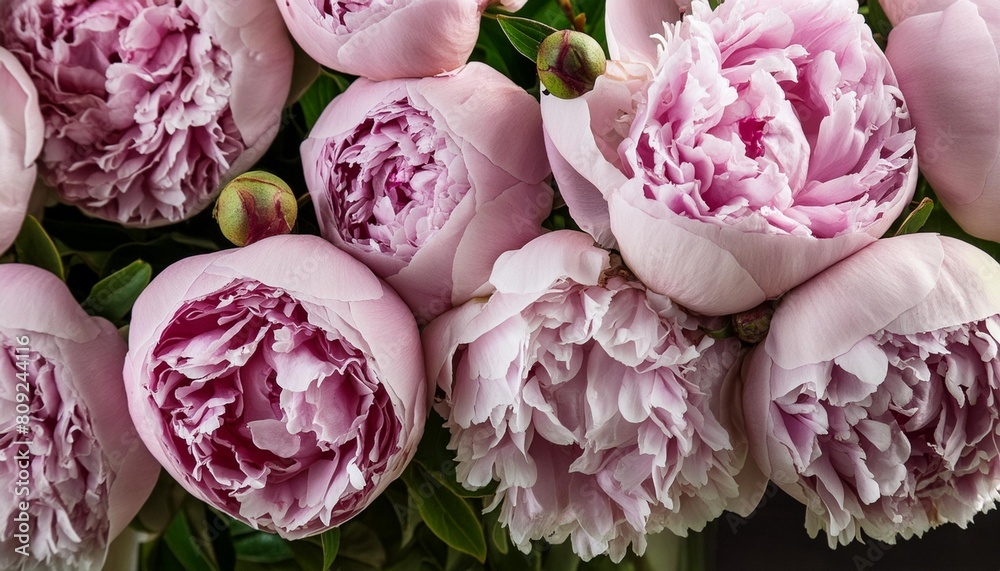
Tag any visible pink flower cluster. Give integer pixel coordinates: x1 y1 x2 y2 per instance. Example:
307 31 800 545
6 0 1000 565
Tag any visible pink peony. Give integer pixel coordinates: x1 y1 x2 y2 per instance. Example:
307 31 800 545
275 0 525 80
542 0 917 315
0 264 158 571
124 234 429 538
301 62 553 324
423 230 764 562
743 233 1000 546
883 0 1000 242
0 47 42 254
0 0 294 227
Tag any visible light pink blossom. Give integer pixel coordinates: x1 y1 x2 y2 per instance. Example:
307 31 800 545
302 63 553 324
424 231 764 562
743 233 1000 546
0 47 42 254
883 0 1000 242
275 0 525 80
0 0 294 227
0 264 158 571
542 0 917 315
124 234 429 538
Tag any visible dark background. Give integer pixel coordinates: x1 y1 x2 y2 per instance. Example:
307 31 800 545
714 489 1000 571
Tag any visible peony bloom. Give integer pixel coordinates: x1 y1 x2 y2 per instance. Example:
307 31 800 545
275 0 525 81
0 47 42 254
0 0 294 227
743 233 1000 546
124 234 429 538
423 230 764 562
302 62 553 324
882 0 1000 242
542 0 917 315
0 264 158 571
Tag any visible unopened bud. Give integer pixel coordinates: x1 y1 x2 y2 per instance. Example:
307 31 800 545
536 30 607 99
213 171 298 247
732 302 775 344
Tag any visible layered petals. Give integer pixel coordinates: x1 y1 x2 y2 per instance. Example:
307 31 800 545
0 0 294 227
0 265 157 571
276 0 487 80
743 234 1000 546
0 48 42 254
123 235 429 538
302 63 553 324
543 0 916 314
424 230 764 562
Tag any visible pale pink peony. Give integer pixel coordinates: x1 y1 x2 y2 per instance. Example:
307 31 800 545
743 233 1000 546
0 0 294 227
0 47 42 254
302 62 553 324
423 231 764 562
0 264 158 571
882 0 1000 242
124 234 429 538
275 0 525 80
542 0 917 315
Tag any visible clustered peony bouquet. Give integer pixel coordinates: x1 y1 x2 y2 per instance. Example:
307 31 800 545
1 0 999 569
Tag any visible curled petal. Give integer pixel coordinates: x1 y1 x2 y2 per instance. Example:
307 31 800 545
744 234 1000 546
124 235 429 538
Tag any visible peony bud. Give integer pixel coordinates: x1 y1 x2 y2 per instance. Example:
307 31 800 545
213 171 298 247
732 302 775 344
536 30 607 99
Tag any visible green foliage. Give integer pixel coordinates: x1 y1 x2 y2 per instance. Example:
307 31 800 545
299 72 354 131
402 464 488 562
496 15 559 61
893 197 934 237
81 259 152 323
14 215 64 280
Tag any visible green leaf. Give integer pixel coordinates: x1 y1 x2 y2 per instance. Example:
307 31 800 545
320 528 340 570
14 216 65 280
487 508 509 555
233 532 295 563
336 523 386 570
385 486 423 548
865 0 893 47
289 539 326 571
402 464 488 563
299 73 351 130
543 542 580 571
893 197 934 236
162 509 221 571
496 15 558 62
81 259 152 322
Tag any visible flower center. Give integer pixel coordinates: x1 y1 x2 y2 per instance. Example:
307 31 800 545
149 280 401 533
315 96 471 261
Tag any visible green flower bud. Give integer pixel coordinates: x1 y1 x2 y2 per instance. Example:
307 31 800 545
732 302 775 345
213 171 298 247
536 30 607 100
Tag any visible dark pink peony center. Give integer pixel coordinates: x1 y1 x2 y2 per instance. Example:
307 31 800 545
314 96 471 261
1 0 246 225
148 280 401 534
